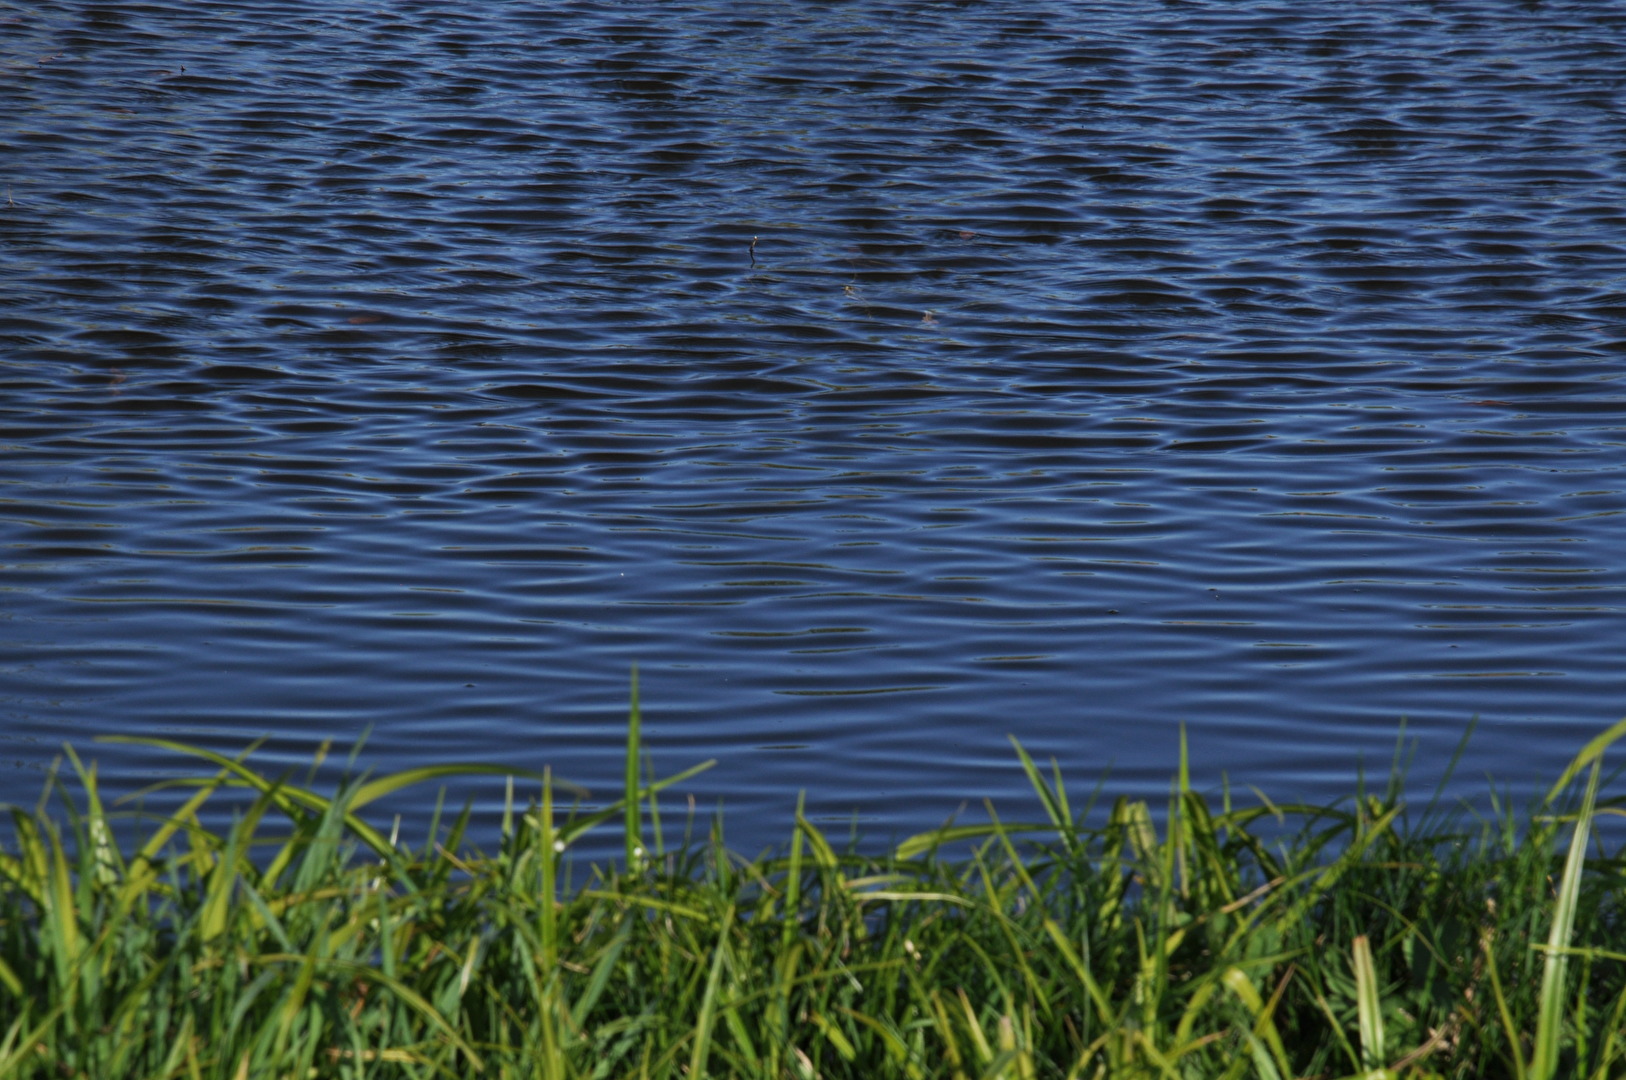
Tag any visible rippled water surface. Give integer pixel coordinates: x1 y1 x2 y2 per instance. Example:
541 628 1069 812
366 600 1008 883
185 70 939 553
4 0 1626 839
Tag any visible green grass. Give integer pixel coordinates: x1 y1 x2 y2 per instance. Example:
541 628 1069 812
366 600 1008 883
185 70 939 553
3 703 1626 1080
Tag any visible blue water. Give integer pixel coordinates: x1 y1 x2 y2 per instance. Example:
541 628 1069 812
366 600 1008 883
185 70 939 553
3 0 1625 844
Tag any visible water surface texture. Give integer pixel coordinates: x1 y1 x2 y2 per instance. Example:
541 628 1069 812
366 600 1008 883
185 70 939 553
4 0 1626 839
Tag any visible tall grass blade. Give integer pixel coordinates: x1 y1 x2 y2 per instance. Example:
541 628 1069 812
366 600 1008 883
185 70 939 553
1532 758 1600 1080
1544 715 1626 804
1351 935 1385 1072
626 664 643 872
689 902 736 1080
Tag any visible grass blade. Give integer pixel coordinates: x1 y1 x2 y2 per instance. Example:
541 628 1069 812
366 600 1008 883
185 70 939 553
627 664 643 872
1533 759 1600 1080
1351 935 1385 1072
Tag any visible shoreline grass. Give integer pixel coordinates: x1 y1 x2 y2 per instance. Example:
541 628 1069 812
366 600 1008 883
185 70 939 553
3 707 1626 1079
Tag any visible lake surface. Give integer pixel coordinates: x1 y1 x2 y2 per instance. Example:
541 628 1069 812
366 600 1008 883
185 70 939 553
4 0 1625 845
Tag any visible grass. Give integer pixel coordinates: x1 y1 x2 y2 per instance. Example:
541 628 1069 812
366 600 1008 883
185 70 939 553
2 699 1626 1080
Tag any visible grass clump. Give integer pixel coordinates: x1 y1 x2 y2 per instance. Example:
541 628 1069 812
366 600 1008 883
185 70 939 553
2 703 1626 1080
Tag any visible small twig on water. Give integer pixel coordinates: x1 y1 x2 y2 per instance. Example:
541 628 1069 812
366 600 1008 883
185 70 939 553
843 281 872 318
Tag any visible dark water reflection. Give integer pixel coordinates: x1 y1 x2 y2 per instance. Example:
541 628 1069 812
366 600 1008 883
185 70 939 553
3 0 1625 843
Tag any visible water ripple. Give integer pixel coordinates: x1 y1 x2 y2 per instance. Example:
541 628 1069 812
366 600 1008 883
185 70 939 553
3 0 1625 842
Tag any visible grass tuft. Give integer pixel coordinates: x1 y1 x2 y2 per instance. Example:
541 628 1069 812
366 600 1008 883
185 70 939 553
1 711 1624 1078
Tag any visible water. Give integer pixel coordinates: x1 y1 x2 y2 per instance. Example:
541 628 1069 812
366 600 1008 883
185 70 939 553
4 0 1625 844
